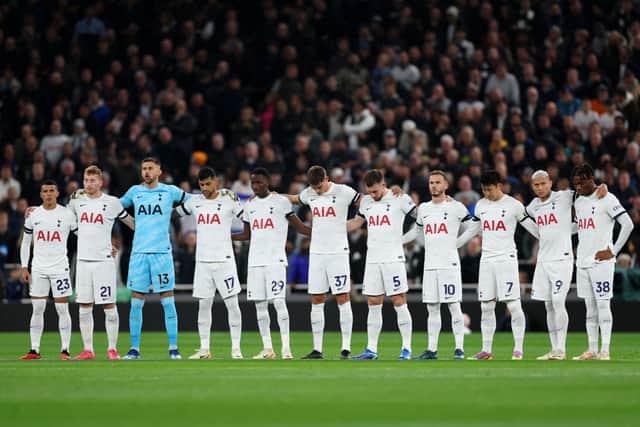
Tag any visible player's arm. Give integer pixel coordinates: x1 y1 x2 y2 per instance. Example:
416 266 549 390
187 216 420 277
232 222 251 241
347 215 366 232
287 213 311 236
119 213 135 230
19 224 33 283
402 223 420 245
279 193 302 205
596 212 633 261
456 216 481 248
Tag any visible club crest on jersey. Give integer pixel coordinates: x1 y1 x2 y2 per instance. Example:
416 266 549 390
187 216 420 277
252 218 274 229
424 223 448 234
312 206 336 217
536 213 558 226
483 219 506 231
368 214 391 226
137 204 162 215
80 212 105 224
197 213 221 224
36 230 61 241
577 217 596 230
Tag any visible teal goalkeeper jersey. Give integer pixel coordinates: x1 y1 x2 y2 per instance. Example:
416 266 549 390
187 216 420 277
120 183 190 254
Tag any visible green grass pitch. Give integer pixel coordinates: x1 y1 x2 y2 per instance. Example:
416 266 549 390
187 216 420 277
1 331 639 427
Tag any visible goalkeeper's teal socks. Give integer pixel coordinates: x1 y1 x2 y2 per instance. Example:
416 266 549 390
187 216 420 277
161 296 178 350
129 297 144 350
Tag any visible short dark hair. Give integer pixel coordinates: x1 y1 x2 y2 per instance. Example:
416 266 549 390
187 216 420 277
41 179 58 189
480 170 501 186
198 167 216 181
571 163 595 180
363 169 384 187
307 165 327 186
251 167 270 180
429 170 447 180
141 157 160 165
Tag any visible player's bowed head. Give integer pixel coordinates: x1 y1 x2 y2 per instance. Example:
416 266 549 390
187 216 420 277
479 169 504 201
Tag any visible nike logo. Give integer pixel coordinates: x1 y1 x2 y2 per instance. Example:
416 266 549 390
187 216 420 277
195 205 202 208
79 204 87 207
479 211 487 215
34 222 40 226
250 210 256 214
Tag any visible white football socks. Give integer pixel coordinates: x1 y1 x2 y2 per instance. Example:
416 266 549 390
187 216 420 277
104 307 119 350
395 304 412 352
480 301 496 353
551 295 568 353
255 301 272 350
30 299 46 353
366 304 383 353
197 297 214 351
273 298 290 351
448 302 465 351
55 302 72 352
310 303 325 352
224 295 242 351
584 297 599 353
507 300 525 353
79 305 94 352
338 301 353 352
544 300 558 351
596 299 612 354
426 303 441 352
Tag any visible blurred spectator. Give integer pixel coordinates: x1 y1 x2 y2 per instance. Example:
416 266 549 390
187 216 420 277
0 165 21 202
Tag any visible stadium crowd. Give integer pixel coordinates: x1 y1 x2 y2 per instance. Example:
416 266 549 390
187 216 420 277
1 0 640 297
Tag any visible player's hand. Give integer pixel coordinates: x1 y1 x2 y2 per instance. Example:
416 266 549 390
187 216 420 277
391 185 404 196
594 247 614 261
70 189 85 199
21 267 30 283
24 206 36 218
445 195 454 202
596 184 608 199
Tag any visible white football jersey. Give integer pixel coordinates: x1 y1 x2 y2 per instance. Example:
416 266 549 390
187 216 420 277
526 190 574 262
359 190 415 264
22 205 77 272
574 192 626 268
242 194 293 267
299 182 359 254
475 195 528 262
69 193 127 261
184 190 243 262
417 199 471 269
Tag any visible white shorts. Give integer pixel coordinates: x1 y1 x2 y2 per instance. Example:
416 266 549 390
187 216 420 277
362 262 408 296
422 268 463 303
247 265 287 301
30 268 73 299
308 253 351 295
531 259 573 301
478 260 521 302
577 262 615 300
76 260 117 304
193 261 241 299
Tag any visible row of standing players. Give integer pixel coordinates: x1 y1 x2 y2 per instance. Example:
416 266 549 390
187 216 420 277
18 160 633 361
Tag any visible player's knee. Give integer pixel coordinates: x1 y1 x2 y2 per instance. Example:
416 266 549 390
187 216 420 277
367 296 384 306
391 294 406 307
311 294 326 305
335 293 350 305
481 300 496 313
